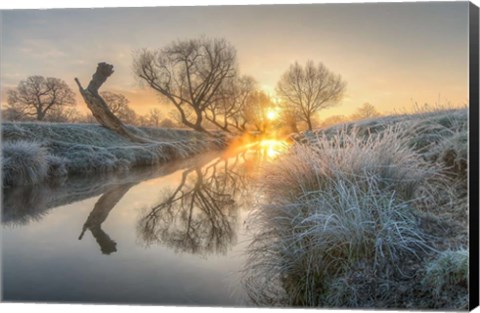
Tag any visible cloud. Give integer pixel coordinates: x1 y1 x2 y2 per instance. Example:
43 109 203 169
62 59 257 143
18 39 67 59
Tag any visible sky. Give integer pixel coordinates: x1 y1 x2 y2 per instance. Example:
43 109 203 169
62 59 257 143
0 2 470 119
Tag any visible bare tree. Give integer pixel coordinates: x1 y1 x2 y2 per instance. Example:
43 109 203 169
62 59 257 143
148 108 162 127
2 107 29 121
242 90 273 132
159 118 177 128
278 105 299 133
99 91 126 113
75 63 150 143
78 113 98 124
319 114 348 128
133 37 237 133
168 109 193 129
135 114 149 127
231 77 258 131
351 102 381 121
204 75 256 132
276 60 346 130
7 76 76 121
99 91 138 124
45 107 81 123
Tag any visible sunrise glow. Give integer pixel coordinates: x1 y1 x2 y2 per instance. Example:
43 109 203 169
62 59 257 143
259 139 288 158
266 108 280 121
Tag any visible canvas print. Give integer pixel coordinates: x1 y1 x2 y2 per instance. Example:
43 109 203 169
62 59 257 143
1 1 478 310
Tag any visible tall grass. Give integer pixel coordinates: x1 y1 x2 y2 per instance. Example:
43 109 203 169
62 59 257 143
244 109 468 308
2 141 50 186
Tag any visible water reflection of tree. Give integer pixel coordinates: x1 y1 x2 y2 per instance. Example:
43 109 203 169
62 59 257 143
138 153 251 256
2 157 195 227
79 183 135 255
4 143 276 257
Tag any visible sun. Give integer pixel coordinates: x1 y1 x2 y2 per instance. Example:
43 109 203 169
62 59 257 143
266 108 279 120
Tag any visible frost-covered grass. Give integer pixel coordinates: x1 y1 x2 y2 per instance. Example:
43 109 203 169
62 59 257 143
2 122 226 186
245 108 469 309
2 141 49 186
422 249 468 300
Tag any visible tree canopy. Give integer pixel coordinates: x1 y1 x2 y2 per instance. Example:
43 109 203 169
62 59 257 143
133 37 238 133
7 76 76 121
277 60 346 130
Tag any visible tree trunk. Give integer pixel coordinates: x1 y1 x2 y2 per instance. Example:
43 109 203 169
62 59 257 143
75 63 151 143
193 107 207 133
289 120 299 133
306 117 313 131
37 107 45 121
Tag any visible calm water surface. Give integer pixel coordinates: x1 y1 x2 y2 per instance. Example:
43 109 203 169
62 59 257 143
2 144 281 306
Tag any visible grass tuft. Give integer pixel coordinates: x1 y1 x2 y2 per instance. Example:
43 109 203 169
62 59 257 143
2 141 50 186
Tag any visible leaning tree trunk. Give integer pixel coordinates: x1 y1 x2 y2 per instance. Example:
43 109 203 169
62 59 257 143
75 62 150 143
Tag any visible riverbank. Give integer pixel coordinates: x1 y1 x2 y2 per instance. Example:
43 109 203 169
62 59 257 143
2 122 227 187
245 108 469 309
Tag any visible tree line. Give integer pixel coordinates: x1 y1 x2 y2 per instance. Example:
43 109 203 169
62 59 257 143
4 77 180 128
4 36 380 132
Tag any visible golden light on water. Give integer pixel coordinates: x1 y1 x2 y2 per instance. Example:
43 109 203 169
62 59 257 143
222 133 289 160
258 139 289 158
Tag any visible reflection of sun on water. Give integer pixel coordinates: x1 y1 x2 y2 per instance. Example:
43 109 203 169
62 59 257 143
259 139 288 158
222 132 289 160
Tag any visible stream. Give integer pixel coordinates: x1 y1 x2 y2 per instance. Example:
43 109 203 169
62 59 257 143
2 141 286 306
